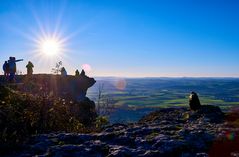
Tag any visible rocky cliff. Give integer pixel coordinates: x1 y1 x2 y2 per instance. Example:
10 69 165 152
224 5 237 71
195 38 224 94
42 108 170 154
0 74 96 101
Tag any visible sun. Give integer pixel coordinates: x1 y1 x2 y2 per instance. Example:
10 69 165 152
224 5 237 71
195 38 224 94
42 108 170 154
33 33 68 66
40 38 61 56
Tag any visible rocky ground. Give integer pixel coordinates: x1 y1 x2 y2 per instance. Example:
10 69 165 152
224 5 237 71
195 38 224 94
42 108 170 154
6 105 239 157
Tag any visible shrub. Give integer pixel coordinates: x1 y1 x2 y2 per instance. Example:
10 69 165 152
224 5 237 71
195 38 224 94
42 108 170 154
95 116 109 129
0 85 97 146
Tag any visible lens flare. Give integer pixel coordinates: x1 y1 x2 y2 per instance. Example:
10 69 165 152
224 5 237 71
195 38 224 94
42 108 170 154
81 64 92 72
115 79 127 90
226 132 235 141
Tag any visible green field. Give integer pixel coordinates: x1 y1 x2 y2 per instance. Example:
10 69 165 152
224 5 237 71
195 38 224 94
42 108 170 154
88 78 239 110
88 78 239 122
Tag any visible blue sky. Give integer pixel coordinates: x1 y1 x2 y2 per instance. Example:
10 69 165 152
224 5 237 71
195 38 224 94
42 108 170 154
0 0 239 77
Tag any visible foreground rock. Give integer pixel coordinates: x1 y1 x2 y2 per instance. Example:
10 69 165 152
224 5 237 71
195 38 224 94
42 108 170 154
7 105 239 157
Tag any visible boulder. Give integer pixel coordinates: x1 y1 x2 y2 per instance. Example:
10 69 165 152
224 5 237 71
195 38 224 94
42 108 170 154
139 108 188 124
189 105 224 123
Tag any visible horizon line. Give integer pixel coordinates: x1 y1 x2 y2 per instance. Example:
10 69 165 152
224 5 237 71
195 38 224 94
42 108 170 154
2 74 239 79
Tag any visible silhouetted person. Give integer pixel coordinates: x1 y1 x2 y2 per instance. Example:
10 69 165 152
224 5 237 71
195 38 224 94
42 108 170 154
80 69 85 76
61 67 67 76
26 61 34 75
8 57 23 82
189 92 201 111
3 61 10 78
75 69 80 76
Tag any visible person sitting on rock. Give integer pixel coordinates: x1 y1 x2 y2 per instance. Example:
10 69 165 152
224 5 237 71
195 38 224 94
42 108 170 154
3 61 10 78
189 92 201 111
80 69 85 76
75 69 80 76
26 61 34 75
61 67 67 76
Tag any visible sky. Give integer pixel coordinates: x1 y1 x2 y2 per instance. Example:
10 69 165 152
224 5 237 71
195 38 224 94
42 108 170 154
0 0 239 77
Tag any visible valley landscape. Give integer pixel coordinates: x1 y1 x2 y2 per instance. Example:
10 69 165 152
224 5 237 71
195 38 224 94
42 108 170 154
88 78 239 123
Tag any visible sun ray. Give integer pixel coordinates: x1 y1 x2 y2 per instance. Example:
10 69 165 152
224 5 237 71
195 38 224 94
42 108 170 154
6 0 95 74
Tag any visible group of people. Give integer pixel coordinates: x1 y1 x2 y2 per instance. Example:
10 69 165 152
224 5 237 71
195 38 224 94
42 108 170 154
2 56 35 82
61 67 86 77
2 56 86 82
2 57 24 82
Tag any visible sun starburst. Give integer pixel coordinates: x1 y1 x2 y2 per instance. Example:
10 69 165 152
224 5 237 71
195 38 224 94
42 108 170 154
39 37 62 56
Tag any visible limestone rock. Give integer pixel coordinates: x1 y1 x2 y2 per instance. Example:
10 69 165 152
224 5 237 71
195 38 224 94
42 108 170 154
19 74 96 101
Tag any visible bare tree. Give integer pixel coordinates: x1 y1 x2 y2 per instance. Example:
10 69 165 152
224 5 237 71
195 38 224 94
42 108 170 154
52 61 62 75
96 83 116 116
102 96 115 115
97 83 104 114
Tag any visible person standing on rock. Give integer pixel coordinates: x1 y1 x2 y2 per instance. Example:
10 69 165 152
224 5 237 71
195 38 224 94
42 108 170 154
8 57 23 82
61 67 67 76
3 61 10 79
26 61 34 75
80 69 85 76
75 69 80 76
